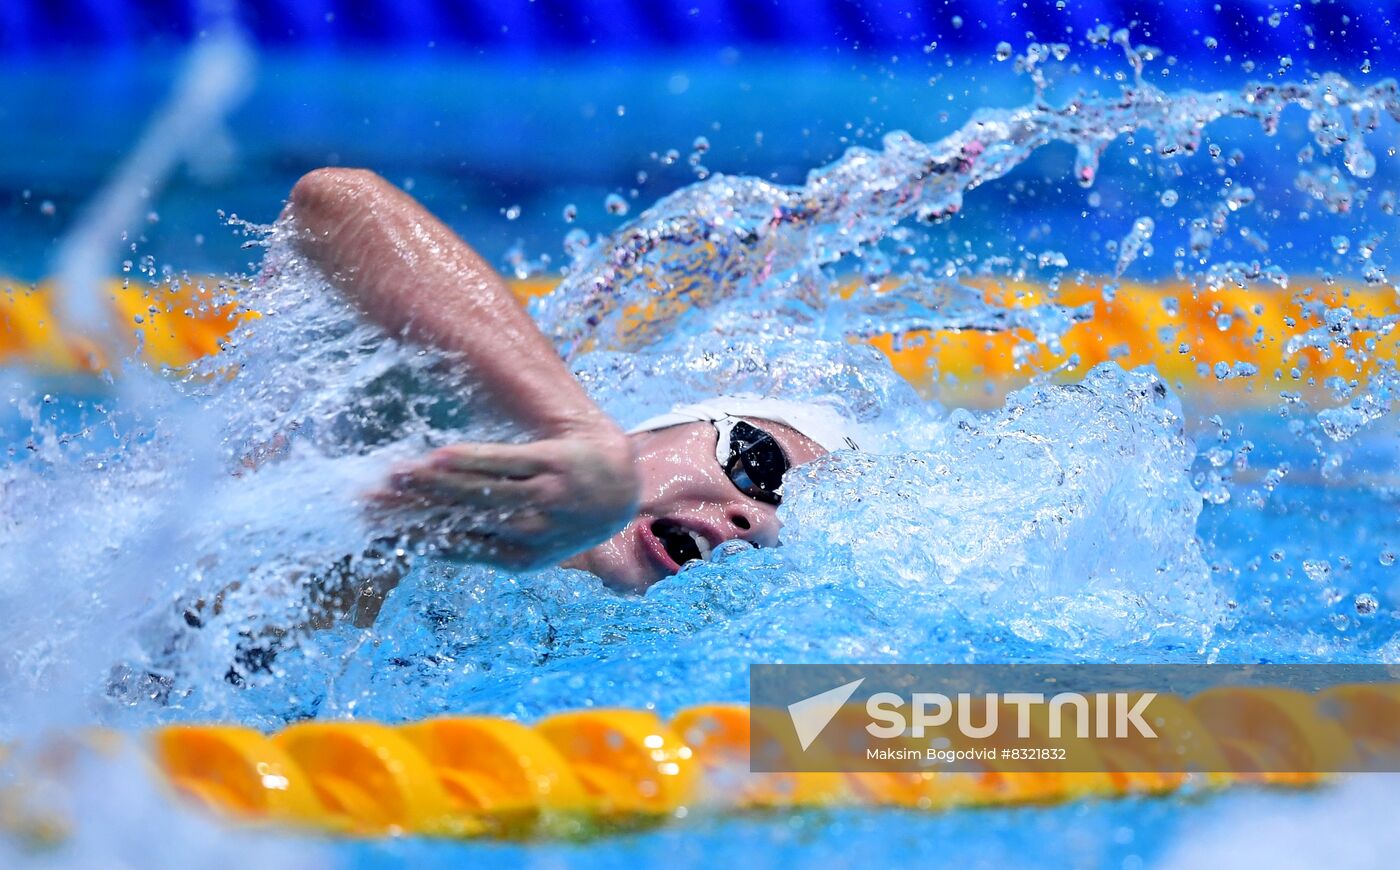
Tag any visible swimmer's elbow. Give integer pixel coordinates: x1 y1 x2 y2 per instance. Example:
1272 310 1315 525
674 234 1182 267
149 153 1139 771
289 167 388 217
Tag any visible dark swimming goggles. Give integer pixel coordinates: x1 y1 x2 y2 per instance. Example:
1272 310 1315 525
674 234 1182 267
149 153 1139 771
715 419 790 505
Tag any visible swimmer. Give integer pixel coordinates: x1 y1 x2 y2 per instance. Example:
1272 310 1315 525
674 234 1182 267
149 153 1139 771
286 168 861 593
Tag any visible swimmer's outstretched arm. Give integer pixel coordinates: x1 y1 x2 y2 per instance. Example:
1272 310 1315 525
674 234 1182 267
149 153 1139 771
285 168 638 569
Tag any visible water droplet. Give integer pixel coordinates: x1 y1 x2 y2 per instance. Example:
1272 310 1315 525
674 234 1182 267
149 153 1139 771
39 200 55 216
1204 36 1218 50
1160 189 1178 207
995 42 1013 61
1205 446 1232 466
1075 144 1100 188
1354 593 1379 616
692 136 710 153
562 204 577 223
1332 235 1350 254
604 193 629 216
1224 186 1255 211
1268 12 1282 27
563 228 591 257
1302 559 1332 582
1344 142 1376 179
503 204 521 221
1115 216 1155 275
1380 549 1396 567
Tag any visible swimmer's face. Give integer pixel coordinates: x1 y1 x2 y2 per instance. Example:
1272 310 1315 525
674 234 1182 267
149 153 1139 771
562 418 826 592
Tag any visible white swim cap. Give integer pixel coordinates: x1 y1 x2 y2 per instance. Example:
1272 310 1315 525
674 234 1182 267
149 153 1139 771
626 395 865 454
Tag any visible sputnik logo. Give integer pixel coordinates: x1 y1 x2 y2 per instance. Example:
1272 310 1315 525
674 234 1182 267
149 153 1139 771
787 677 865 751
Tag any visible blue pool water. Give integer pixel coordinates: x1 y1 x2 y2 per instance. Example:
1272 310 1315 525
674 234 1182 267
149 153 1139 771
5 14 1400 869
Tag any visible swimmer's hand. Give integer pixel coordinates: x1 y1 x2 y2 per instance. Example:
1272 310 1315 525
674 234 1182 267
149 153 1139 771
368 429 638 570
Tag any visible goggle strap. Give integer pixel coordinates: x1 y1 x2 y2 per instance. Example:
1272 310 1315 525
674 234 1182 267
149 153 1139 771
712 416 741 467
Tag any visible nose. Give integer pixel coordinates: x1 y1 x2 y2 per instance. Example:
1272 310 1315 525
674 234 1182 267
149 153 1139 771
720 497 780 548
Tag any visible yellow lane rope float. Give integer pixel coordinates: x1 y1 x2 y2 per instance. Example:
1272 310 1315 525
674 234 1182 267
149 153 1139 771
3 683 1363 839
2 275 1395 405
0 277 243 372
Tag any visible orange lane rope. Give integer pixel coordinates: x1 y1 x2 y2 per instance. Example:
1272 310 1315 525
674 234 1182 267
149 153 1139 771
3 275 1393 405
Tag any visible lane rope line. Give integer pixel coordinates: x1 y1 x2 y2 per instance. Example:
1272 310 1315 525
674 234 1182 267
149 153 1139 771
111 683 1400 838
3 276 1393 404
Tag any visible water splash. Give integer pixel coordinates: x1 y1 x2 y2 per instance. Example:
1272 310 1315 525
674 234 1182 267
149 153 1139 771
4 69 1400 737
533 74 1400 360
52 28 253 351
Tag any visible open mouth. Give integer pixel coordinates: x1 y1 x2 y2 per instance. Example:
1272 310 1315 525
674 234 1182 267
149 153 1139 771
650 519 713 567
